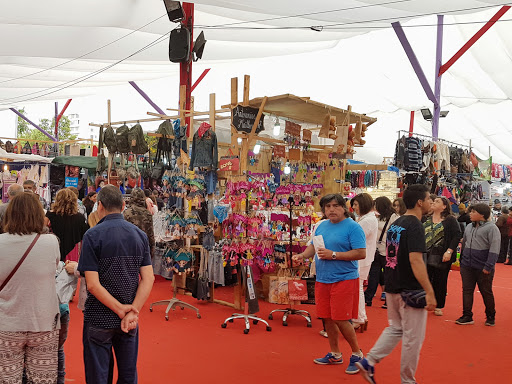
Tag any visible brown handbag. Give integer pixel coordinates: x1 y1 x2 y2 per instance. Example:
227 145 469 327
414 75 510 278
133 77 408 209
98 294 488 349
0 234 40 293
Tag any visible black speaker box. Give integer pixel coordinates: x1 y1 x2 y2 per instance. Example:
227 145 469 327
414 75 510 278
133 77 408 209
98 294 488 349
169 27 191 63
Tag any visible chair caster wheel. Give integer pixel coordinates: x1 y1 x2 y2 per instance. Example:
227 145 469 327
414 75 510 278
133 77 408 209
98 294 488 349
180 307 184 310
197 314 201 319
229 319 234 323
149 308 153 312
243 329 249 334
266 326 272 332
307 323 312 328
165 317 169 321
221 323 227 328
283 321 288 326
253 320 259 325
268 315 273 320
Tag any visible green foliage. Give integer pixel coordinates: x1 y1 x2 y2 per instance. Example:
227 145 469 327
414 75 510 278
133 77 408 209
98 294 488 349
17 113 77 142
144 133 158 157
16 107 30 136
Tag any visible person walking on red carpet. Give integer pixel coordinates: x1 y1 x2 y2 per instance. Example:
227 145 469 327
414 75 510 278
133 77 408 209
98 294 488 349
455 203 500 326
356 184 436 384
293 193 367 375
78 185 154 383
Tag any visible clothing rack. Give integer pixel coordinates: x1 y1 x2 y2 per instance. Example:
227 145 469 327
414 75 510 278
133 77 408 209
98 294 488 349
397 130 471 150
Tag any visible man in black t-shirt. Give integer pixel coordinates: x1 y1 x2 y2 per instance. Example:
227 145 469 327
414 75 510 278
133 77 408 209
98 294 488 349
357 185 435 384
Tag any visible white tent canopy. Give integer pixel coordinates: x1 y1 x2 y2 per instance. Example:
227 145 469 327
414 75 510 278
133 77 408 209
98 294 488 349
1 0 511 163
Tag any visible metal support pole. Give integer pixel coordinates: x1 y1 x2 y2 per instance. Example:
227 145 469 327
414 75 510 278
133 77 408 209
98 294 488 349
180 2 194 136
128 81 165 115
432 15 444 140
10 108 57 141
55 102 59 141
56 99 72 139
409 111 415 137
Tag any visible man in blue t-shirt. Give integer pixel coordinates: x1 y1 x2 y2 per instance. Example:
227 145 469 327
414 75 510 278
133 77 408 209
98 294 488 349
78 185 154 384
294 194 366 374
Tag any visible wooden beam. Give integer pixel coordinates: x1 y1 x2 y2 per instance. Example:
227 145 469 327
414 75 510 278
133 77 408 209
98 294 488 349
167 107 230 114
243 75 250 106
190 96 195 138
209 93 216 131
91 116 177 127
231 77 238 106
247 96 267 146
147 112 181 120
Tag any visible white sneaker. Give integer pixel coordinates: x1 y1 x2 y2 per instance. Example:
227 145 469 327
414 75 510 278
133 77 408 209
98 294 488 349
434 308 443 316
319 330 328 338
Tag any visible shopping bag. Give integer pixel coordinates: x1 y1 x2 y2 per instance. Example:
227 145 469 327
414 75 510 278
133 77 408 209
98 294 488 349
268 275 280 304
277 277 290 305
288 279 308 301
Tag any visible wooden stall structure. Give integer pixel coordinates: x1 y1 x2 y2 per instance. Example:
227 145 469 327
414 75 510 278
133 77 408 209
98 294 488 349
218 75 377 309
87 77 378 311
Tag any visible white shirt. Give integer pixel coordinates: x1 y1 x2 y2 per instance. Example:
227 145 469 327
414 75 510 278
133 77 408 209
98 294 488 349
357 212 379 270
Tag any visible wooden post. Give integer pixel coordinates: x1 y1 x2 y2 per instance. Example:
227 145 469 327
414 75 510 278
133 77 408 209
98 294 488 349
209 93 216 131
180 85 187 148
190 96 195 139
247 96 267 146
243 75 250 106
231 77 238 106
107 100 111 126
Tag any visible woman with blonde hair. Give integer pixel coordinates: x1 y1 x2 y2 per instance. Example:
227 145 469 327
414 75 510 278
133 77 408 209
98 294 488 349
0 192 61 383
46 188 89 262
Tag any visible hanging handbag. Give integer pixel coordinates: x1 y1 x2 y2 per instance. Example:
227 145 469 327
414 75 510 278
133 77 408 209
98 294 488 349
219 148 240 172
0 234 40 293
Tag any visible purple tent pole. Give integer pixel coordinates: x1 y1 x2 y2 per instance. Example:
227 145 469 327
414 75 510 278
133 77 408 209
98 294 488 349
432 15 444 140
55 102 59 141
128 81 166 115
392 21 437 105
10 108 57 141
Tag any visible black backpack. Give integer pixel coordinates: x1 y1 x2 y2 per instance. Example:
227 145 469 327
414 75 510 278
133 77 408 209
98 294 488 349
115 125 131 154
128 123 148 154
103 126 117 154
156 120 173 152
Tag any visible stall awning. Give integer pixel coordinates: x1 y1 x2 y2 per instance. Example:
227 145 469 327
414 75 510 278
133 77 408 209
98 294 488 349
244 94 377 126
51 155 124 171
0 148 52 163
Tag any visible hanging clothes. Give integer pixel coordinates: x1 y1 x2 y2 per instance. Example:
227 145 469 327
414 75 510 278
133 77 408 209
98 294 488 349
189 123 218 170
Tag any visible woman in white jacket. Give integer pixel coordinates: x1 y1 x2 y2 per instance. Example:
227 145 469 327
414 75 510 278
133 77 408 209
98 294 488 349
350 193 378 330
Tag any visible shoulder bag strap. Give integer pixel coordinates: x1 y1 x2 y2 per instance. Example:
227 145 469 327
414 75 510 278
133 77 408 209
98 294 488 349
0 233 41 293
379 216 392 243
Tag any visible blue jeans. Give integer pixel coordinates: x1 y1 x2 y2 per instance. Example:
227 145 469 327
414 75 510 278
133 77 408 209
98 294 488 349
58 312 70 384
83 322 139 384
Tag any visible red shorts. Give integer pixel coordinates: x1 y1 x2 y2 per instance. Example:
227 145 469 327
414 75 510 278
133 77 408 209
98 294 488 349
315 279 359 321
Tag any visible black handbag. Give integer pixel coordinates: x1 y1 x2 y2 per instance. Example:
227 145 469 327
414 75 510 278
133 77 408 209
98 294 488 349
400 289 426 308
426 245 444 268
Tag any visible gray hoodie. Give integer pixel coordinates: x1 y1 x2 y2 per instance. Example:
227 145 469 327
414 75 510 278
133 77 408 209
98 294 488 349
461 221 500 271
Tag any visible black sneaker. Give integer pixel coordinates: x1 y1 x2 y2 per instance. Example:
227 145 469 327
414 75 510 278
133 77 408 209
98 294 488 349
455 316 474 325
485 317 495 327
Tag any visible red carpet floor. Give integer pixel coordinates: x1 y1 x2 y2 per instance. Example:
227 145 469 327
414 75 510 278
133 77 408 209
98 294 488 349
64 264 512 383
